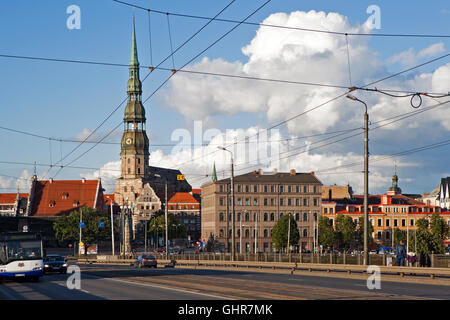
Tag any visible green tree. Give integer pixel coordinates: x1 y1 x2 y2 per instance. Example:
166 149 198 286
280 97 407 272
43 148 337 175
334 214 356 250
356 216 374 248
318 216 335 250
271 215 299 252
430 213 449 254
415 218 433 254
148 212 187 243
393 228 407 245
53 207 110 254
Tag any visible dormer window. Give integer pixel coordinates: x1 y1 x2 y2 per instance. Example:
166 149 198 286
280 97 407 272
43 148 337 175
73 201 80 207
49 201 56 207
62 192 69 199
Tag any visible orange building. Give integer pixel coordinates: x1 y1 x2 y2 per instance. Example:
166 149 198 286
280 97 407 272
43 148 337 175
322 174 450 249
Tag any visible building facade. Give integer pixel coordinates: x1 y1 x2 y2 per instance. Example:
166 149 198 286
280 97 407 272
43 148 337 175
322 174 450 249
201 169 323 253
168 191 201 243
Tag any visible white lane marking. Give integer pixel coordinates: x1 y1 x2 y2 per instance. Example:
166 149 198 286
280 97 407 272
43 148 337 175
84 273 233 300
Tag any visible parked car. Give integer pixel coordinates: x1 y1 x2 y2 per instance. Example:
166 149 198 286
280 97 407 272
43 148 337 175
43 254 68 274
134 254 157 268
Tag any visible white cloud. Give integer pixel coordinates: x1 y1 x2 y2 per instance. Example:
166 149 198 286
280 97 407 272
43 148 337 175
387 42 445 67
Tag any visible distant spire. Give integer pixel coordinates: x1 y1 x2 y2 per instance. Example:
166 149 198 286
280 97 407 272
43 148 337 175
212 162 217 182
130 16 139 67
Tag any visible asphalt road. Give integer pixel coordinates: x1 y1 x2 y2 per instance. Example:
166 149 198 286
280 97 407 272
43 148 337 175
0 264 449 300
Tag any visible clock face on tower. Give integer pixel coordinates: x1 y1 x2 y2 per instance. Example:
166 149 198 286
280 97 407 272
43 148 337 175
126 138 133 145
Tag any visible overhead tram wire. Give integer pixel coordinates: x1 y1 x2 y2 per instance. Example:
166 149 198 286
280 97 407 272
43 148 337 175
3 54 450 96
46 0 239 179
207 98 450 179
112 0 450 39
0 124 363 147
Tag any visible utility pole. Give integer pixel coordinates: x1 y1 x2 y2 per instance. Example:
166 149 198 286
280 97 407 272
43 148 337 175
254 212 257 254
109 197 115 256
287 214 291 254
165 179 169 260
79 209 82 256
347 94 369 265
144 220 147 253
218 147 235 261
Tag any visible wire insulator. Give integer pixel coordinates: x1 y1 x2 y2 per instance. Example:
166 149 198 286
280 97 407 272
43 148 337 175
410 93 422 108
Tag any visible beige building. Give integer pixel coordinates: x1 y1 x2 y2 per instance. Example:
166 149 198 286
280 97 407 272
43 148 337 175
201 169 323 253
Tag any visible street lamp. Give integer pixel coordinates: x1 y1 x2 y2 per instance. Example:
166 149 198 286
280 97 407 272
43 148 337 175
218 146 235 261
346 94 369 266
107 195 115 256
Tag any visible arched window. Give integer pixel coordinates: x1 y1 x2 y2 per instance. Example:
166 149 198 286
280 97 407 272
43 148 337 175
237 212 241 222
245 229 249 238
245 212 250 222
270 213 275 221
264 212 268 221
137 168 141 174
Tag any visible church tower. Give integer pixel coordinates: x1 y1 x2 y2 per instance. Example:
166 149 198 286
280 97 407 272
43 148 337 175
120 17 149 179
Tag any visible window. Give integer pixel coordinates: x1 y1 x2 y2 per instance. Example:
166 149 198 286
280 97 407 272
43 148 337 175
313 186 317 193
245 229 249 238
124 186 127 192
313 198 318 206
219 185 224 192
386 219 390 227
264 229 268 238
377 231 382 240
270 185 274 193
386 231 391 240
270 198 275 206
264 185 268 193
219 229 224 237
288 186 292 193
245 212 250 222
288 198 292 206
245 185 249 193
270 213 275 221
303 229 308 237
264 198 268 206
264 212 268 221
253 198 258 206
245 198 250 206
280 198 284 206
296 186 299 193
303 186 307 193
127 168 131 174
237 185 241 192
280 186 284 193
237 198 242 206
137 158 141 164
324 207 328 214
295 213 299 221
219 212 224 221
296 198 300 206
401 219 406 227
394 219 398 227
410 219 415 226
330 208 334 214
377 219 382 227
254 185 258 193
303 198 308 206
303 212 308 221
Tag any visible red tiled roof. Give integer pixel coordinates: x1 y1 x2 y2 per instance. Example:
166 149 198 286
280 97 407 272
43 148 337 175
30 180 102 217
192 189 201 195
0 193 28 204
168 192 199 204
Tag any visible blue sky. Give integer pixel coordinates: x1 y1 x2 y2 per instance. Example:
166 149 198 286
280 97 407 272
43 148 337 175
1 0 450 194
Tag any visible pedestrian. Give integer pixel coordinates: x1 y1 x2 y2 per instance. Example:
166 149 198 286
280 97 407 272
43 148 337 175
394 240 406 266
0 245 7 265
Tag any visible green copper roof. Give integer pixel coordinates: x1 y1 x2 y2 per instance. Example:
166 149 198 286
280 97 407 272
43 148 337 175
130 16 139 67
212 162 217 182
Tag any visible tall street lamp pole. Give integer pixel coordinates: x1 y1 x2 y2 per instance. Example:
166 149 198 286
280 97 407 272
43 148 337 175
218 147 235 261
347 94 369 266
107 196 115 256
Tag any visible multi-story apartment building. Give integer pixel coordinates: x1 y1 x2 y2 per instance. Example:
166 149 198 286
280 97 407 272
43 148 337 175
201 169 323 253
322 174 450 249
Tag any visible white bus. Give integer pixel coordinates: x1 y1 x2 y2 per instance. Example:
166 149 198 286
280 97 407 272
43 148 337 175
0 232 44 282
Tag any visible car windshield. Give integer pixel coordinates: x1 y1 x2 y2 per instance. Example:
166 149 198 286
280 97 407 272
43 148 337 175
44 256 64 262
1 240 42 263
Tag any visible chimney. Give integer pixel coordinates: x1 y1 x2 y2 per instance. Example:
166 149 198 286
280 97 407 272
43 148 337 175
290 169 296 176
310 171 315 175
49 178 53 183
258 169 263 175
272 168 277 174
82 178 86 183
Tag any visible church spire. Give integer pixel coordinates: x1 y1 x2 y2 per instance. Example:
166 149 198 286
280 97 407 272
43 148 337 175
212 162 217 182
130 16 139 67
